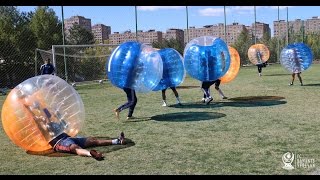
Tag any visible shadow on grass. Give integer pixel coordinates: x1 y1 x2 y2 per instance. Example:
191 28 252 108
302 83 320 86
169 96 286 108
26 137 135 157
224 96 287 107
176 85 200 89
151 112 226 122
263 73 290 76
123 117 152 123
228 96 285 101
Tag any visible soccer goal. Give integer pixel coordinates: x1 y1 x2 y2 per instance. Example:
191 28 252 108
35 44 119 85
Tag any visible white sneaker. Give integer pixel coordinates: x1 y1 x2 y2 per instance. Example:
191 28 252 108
162 102 167 107
205 97 213 104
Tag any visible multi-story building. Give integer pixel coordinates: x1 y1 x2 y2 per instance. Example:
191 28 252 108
305 16 320 34
246 22 271 42
225 23 247 45
274 17 320 38
273 20 287 38
64 16 92 36
164 28 184 46
184 25 214 44
92 24 111 44
109 30 162 45
184 23 246 45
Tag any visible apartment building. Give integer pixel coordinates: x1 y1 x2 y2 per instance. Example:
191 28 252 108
92 24 111 44
109 29 162 45
274 16 320 38
164 28 184 46
64 16 92 36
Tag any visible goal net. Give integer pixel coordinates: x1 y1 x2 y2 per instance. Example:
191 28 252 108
35 44 119 85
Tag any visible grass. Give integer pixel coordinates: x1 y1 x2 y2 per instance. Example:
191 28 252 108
0 64 320 175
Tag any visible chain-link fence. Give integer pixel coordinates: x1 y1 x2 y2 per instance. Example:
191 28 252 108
35 44 118 84
2 6 320 90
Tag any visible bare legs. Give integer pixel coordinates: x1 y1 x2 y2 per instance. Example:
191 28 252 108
290 73 303 86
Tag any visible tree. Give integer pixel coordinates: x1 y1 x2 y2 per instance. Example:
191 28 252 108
233 29 252 65
30 6 62 50
67 25 95 45
153 38 184 55
0 6 37 87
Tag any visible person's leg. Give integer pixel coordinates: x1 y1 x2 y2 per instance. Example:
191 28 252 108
113 88 134 120
171 87 181 105
73 134 125 160
162 89 167 106
201 81 213 104
202 93 206 103
289 73 295 85
70 145 104 161
84 137 125 147
215 80 227 99
201 87 210 99
297 73 303 85
201 82 207 103
54 137 103 160
127 90 137 118
257 65 262 76
202 87 213 104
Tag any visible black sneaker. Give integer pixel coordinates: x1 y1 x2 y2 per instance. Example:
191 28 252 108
289 82 293 86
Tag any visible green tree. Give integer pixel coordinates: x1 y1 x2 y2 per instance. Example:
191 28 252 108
30 6 62 50
233 29 251 65
305 32 320 60
0 6 36 87
67 25 95 45
153 38 184 55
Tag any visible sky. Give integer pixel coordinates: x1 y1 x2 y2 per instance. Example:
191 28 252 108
18 6 320 37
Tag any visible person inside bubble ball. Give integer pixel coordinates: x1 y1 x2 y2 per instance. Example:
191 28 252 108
49 131 126 161
256 50 266 77
113 87 137 120
289 49 303 86
16 89 127 161
161 87 182 107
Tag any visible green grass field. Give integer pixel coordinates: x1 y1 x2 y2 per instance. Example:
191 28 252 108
0 64 319 175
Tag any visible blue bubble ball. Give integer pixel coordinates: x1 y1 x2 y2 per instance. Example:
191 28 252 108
152 48 185 91
183 36 231 81
107 42 163 93
280 43 313 73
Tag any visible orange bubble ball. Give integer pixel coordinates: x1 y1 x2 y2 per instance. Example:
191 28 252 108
220 46 240 84
247 44 270 65
1 75 85 152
